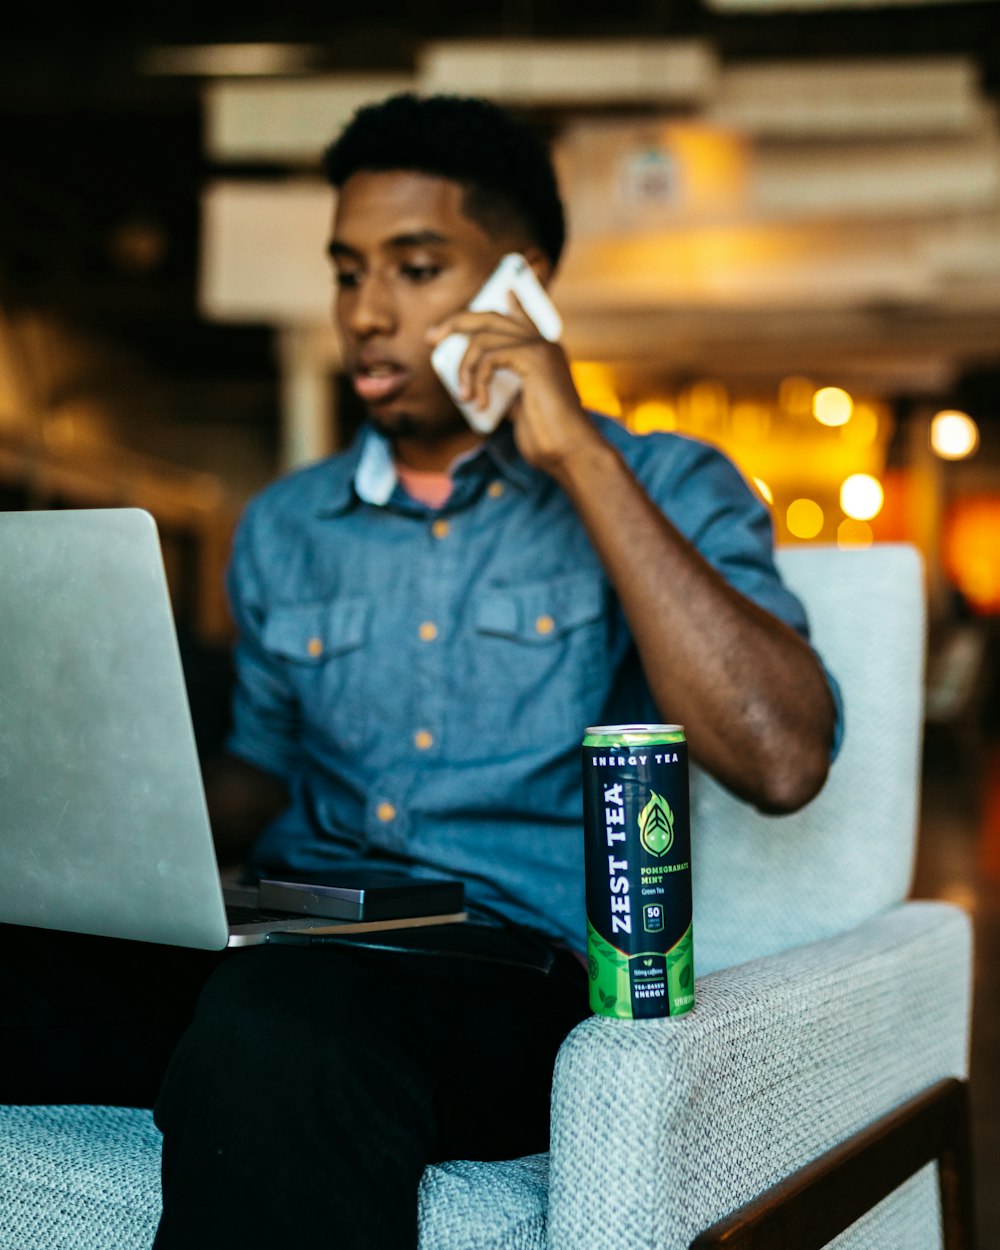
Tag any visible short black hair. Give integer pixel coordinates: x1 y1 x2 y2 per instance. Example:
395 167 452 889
322 93 566 269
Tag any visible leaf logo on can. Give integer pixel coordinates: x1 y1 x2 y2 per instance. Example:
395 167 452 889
638 791 674 857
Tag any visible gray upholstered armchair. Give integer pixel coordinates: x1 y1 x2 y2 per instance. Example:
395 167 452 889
0 544 975 1249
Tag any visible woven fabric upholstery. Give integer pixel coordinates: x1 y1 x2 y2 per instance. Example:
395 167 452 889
547 901 970 1250
0 1104 161 1250
418 1155 549 1250
692 544 926 975
827 1165 941 1249
0 1103 548 1250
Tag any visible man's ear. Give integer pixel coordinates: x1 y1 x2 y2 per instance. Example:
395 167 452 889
519 244 553 288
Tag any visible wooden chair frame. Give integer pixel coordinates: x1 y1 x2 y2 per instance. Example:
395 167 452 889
690 1078 976 1250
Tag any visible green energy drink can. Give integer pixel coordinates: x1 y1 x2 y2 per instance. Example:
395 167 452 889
583 724 693 1020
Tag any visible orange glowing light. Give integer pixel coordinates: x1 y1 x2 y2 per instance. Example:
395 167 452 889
841 402 880 446
787 498 824 539
630 401 677 434
730 401 771 441
779 375 814 417
571 362 621 418
681 381 728 426
943 495 1000 614
837 519 873 549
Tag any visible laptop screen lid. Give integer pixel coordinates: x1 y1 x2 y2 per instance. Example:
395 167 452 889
0 508 231 950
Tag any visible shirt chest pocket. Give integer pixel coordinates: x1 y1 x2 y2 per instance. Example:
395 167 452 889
469 571 608 751
262 597 372 751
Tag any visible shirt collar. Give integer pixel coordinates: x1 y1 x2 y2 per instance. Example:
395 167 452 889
354 428 397 506
318 422 546 517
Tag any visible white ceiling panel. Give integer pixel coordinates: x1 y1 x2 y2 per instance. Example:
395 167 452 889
707 57 986 137
418 40 719 106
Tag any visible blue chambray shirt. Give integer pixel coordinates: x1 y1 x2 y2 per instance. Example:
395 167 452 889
226 415 842 952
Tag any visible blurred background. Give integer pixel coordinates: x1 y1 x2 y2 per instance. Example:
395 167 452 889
2 0 999 1241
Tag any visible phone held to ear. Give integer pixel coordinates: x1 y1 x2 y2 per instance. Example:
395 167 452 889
431 253 563 435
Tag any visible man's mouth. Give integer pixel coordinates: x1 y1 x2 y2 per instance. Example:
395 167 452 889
352 361 410 405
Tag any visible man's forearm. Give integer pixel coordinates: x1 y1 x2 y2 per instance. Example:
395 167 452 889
551 436 836 813
426 309 836 811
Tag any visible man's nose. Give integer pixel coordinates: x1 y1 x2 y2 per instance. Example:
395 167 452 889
346 274 396 338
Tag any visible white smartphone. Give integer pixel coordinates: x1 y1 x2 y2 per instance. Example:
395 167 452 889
431 253 563 435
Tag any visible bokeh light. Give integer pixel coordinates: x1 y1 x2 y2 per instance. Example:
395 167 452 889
680 380 728 426
840 473 884 521
812 387 854 428
930 410 979 460
837 519 873 549
779 375 814 417
786 498 824 539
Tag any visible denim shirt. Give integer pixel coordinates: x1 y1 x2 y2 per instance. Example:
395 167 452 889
226 415 841 951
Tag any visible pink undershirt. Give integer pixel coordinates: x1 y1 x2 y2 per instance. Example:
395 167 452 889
395 461 455 509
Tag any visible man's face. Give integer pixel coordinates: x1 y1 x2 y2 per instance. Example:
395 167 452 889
329 170 513 444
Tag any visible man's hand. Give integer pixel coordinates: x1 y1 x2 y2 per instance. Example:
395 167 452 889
426 297 602 477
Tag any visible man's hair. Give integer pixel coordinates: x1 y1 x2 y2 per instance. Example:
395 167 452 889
322 93 566 269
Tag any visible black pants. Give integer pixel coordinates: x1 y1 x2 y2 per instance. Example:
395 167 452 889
0 924 588 1249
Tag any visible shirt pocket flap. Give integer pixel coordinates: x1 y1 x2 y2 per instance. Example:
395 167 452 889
262 597 371 663
474 572 604 644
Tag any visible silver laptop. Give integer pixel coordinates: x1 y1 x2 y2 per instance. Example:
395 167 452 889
0 508 464 949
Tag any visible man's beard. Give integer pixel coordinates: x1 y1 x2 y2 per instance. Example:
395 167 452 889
367 411 421 441
366 407 469 445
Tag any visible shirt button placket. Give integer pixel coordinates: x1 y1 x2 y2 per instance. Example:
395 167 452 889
369 794 409 853
412 513 451 758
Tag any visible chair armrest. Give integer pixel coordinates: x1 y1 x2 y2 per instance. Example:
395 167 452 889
547 901 972 1250
690 1078 975 1250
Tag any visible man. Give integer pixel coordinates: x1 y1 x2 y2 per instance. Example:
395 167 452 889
148 93 839 1247
0 91 837 1249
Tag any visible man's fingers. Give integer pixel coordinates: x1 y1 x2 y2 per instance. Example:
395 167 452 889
461 340 555 410
426 309 536 345
456 332 531 400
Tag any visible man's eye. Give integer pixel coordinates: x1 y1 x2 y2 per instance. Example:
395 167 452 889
334 270 361 289
401 264 440 283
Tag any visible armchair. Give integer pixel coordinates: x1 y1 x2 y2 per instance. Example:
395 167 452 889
0 543 974 1249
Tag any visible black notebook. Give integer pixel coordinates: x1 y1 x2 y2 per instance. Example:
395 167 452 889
257 871 465 922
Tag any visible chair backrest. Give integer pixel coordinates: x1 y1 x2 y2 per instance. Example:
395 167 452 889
692 543 926 975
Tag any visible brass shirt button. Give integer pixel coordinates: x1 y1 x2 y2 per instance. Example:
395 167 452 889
376 802 397 823
414 730 434 751
535 615 556 636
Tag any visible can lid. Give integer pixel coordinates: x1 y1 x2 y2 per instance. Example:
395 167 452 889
585 723 684 735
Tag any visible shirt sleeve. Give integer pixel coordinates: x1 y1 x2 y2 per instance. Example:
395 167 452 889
637 432 845 758
223 502 302 779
